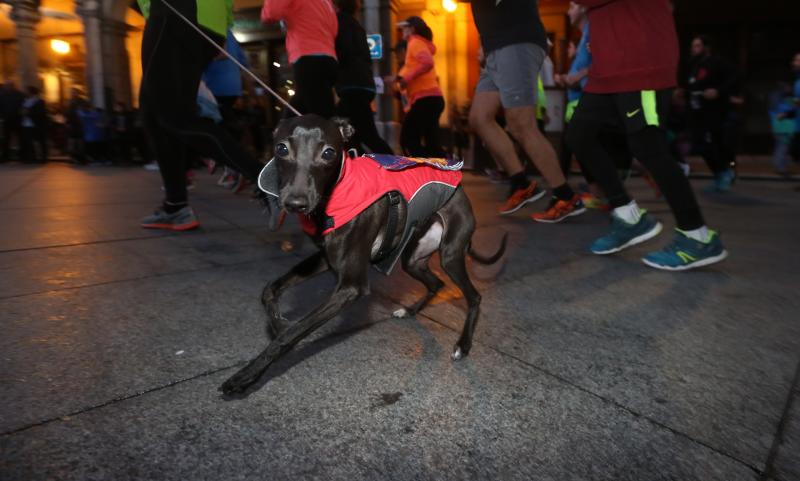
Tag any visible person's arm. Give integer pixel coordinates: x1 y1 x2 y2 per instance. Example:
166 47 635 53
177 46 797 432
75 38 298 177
564 67 589 87
261 0 293 23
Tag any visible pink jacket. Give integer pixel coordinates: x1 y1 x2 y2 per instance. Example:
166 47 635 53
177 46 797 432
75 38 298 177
261 0 338 64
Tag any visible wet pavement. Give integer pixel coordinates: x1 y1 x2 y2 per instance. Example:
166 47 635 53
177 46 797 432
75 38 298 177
1 162 798 481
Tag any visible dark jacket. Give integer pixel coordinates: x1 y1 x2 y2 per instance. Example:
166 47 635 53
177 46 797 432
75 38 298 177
685 54 738 119
334 11 375 94
576 0 679 93
22 97 47 129
0 87 25 120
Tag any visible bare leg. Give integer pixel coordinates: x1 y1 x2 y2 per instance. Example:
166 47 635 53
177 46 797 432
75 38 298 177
505 105 566 188
469 91 526 177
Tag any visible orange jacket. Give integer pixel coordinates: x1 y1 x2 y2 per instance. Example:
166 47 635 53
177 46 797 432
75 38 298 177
399 35 442 106
261 0 337 64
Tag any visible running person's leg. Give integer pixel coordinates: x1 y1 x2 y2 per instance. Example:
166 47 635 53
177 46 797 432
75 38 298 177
479 42 582 222
400 100 426 157
468 50 545 215
418 96 446 158
336 90 393 154
292 56 337 118
139 9 264 230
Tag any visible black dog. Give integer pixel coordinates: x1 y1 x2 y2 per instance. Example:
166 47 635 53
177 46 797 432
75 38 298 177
221 115 505 394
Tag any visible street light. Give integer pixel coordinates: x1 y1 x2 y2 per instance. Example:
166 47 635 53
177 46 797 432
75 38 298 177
442 0 457 12
50 39 70 109
50 39 70 55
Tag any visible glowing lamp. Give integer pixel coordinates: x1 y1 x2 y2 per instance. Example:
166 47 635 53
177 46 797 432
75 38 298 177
51 39 71 55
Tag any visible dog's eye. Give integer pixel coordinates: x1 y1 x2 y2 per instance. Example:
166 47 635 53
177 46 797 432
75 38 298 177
321 148 337 161
275 143 289 158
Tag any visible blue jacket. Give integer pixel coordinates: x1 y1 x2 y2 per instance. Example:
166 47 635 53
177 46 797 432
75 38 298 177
567 23 591 103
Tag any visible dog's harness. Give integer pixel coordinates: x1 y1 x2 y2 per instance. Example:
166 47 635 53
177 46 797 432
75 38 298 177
258 153 463 274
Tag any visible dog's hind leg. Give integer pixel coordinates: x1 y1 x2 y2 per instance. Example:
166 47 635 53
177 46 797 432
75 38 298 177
394 219 445 318
261 252 329 338
437 189 481 361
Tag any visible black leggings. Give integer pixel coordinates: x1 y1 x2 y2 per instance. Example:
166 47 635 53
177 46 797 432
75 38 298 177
291 56 338 118
140 4 262 205
336 89 393 154
688 116 734 175
567 90 704 230
400 96 445 157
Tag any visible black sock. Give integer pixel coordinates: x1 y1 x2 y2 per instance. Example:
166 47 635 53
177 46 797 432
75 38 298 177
552 183 574 201
509 172 528 194
163 201 188 214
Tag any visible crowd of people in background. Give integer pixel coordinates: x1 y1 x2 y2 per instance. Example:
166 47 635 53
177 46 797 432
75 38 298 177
1 0 799 269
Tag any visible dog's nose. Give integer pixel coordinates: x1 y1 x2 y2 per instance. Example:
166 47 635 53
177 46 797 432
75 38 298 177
284 196 309 212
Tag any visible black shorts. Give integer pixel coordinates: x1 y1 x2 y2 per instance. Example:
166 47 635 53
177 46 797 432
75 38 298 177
571 89 673 135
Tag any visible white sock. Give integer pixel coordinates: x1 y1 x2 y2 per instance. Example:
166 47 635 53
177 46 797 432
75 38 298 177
681 226 712 243
612 201 642 224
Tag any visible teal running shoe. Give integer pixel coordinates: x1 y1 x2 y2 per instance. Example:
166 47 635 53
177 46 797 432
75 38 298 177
590 211 662 255
704 169 735 193
642 230 728 271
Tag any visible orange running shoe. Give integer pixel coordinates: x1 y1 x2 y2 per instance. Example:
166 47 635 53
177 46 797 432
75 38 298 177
532 194 587 223
498 181 546 215
579 191 610 211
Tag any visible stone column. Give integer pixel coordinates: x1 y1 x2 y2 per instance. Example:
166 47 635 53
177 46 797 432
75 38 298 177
76 0 106 107
10 0 42 88
101 19 132 108
363 0 398 148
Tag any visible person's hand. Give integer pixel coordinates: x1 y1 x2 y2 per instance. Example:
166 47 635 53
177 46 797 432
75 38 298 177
776 112 788 120
396 77 407 89
703 88 719 100
554 74 565 87
564 72 581 87
477 47 485 68
542 111 551 126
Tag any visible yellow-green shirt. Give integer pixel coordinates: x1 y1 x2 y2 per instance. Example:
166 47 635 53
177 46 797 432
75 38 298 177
137 0 233 37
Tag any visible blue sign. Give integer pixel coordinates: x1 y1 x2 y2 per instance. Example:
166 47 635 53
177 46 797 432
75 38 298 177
367 34 382 60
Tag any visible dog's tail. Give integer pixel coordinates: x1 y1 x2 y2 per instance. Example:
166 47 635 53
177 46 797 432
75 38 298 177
468 232 508 265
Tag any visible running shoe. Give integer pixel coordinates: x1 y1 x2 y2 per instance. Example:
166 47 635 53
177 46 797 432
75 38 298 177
498 181 545 215
531 194 586 223
579 191 610 211
642 230 728 271
590 211 662 255
704 169 735 193
141 206 200 231
233 176 253 194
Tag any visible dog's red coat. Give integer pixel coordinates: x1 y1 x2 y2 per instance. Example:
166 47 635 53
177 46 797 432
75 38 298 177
299 155 461 236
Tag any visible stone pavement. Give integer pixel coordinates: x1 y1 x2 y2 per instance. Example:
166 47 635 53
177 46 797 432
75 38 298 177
0 162 798 481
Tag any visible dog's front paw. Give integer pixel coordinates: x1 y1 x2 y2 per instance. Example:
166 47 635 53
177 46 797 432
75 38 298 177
220 367 261 395
392 308 409 318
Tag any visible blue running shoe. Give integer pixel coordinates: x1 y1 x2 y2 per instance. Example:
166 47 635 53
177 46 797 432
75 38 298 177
704 169 735 193
642 230 728 271
590 211 662 255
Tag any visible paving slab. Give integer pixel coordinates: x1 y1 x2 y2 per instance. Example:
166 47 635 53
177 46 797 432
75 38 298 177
769 381 800 481
0 316 758 481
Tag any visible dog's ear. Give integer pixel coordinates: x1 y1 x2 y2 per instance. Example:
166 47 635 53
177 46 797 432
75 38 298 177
331 117 355 142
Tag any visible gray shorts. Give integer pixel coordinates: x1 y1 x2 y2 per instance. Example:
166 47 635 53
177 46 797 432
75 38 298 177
475 43 545 109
